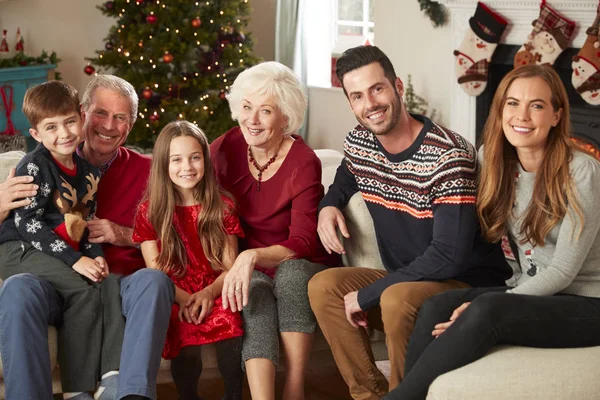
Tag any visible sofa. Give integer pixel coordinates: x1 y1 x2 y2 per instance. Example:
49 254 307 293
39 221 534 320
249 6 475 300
2 148 600 400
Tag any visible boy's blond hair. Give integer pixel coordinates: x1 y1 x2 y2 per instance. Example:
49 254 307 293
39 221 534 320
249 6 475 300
23 81 80 129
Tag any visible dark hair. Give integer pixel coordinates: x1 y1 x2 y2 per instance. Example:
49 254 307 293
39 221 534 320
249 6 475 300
23 81 80 128
335 46 397 96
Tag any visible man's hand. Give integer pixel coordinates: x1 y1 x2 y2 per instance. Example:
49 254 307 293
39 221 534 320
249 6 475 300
73 256 106 282
186 288 215 325
317 206 350 255
432 302 471 338
0 168 38 223
87 218 134 247
344 291 368 328
222 250 257 313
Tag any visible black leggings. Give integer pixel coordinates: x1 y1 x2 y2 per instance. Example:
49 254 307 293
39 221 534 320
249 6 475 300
171 337 244 400
384 287 600 400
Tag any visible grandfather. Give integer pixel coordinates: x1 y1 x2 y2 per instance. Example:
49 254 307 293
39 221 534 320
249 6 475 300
0 75 174 400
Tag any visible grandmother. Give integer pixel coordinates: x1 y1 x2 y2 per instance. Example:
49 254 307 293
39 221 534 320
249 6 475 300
210 61 338 400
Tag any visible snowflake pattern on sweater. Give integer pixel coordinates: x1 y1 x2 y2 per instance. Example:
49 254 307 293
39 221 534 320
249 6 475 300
0 144 104 267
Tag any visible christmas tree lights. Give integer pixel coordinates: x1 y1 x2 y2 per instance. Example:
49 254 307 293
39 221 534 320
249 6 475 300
85 0 260 147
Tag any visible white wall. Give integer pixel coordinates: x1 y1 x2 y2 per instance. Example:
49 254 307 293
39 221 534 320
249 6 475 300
0 0 276 93
306 0 454 151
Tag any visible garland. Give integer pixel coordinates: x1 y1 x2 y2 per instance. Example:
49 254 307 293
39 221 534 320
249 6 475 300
419 0 448 27
0 50 61 79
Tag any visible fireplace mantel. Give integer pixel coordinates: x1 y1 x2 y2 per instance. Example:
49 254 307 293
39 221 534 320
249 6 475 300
436 0 597 144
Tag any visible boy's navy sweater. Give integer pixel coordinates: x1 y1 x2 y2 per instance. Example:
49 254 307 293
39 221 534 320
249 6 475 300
0 144 103 266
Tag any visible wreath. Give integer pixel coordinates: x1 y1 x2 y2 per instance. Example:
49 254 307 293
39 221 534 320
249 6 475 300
419 0 448 27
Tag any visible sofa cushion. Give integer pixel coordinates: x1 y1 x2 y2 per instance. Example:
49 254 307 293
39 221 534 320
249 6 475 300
0 151 26 182
427 344 600 400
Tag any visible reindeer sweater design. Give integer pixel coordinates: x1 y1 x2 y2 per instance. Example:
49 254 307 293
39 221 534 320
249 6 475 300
0 144 103 266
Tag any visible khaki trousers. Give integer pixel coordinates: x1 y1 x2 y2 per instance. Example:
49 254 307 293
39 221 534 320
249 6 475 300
308 267 470 400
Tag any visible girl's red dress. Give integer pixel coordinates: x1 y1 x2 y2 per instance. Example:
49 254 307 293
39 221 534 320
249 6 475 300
133 197 244 359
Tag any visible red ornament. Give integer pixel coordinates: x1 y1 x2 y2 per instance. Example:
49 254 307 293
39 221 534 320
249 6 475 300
149 114 159 122
146 15 157 24
84 65 96 75
142 88 153 99
162 52 174 63
105 1 114 10
219 92 226 100
135 0 144 3
192 18 202 28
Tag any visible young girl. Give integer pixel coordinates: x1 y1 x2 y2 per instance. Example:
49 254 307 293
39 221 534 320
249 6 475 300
386 65 600 400
133 121 244 400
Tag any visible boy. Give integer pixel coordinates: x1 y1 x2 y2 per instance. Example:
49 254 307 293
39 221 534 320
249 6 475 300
0 81 124 400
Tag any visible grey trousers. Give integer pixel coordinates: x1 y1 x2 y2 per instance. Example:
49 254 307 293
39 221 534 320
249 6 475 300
0 241 125 393
241 258 326 367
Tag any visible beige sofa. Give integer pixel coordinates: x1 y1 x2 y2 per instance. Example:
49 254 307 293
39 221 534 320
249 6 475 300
3 148 599 400
0 149 387 398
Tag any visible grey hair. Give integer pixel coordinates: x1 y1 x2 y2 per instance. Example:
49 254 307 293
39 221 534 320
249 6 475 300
81 74 139 125
227 61 307 136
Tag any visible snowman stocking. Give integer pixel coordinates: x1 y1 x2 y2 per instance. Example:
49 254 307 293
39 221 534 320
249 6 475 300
572 6 600 105
514 0 575 68
453 2 508 96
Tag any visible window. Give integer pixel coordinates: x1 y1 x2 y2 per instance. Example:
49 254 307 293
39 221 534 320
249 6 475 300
303 0 375 88
336 0 374 51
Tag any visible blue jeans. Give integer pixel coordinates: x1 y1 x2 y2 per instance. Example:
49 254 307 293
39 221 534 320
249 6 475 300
385 287 600 400
0 269 174 400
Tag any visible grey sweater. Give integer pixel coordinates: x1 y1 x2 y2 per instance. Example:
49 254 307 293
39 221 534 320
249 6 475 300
503 150 600 298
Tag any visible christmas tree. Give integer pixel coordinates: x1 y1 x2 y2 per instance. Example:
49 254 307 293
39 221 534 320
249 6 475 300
85 0 260 147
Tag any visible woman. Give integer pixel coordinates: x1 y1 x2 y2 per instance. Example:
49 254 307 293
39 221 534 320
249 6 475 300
210 61 338 400
385 64 600 400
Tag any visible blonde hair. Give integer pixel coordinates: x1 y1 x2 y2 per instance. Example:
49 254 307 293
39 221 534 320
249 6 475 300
227 61 307 135
477 64 584 246
142 120 231 276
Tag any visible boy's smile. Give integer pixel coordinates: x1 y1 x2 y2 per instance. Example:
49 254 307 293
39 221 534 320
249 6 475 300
29 113 84 167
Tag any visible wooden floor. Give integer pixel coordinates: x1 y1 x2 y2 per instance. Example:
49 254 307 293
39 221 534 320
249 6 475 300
157 362 353 400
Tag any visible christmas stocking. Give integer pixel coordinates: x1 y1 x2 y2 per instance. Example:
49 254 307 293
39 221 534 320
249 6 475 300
453 2 508 96
513 0 576 68
572 6 600 105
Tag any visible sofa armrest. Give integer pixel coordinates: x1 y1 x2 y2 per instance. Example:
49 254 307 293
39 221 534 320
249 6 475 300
0 151 26 182
341 193 385 270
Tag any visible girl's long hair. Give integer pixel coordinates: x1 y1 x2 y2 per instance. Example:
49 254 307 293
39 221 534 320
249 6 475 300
477 64 584 246
144 120 230 276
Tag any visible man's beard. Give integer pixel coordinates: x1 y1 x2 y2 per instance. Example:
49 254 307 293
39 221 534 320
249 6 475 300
359 91 402 136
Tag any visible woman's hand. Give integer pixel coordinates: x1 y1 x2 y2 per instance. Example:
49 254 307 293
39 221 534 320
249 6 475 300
222 249 258 312
186 288 215 325
432 302 471 338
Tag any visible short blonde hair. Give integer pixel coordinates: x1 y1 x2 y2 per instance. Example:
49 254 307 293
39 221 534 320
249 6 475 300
227 61 307 136
81 74 139 124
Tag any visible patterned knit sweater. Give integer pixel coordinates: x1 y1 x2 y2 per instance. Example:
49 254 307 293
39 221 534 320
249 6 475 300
321 115 511 310
0 144 103 266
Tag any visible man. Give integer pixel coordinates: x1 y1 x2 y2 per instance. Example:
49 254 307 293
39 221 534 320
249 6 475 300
0 75 174 400
308 46 511 400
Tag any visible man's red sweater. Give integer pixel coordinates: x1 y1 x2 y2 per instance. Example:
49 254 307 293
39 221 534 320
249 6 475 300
95 147 151 276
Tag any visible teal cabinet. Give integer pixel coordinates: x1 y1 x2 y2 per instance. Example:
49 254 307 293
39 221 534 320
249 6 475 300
0 64 56 150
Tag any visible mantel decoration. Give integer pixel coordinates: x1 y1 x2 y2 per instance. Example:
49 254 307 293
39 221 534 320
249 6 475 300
453 2 508 97
419 0 448 27
571 4 600 105
513 0 576 69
